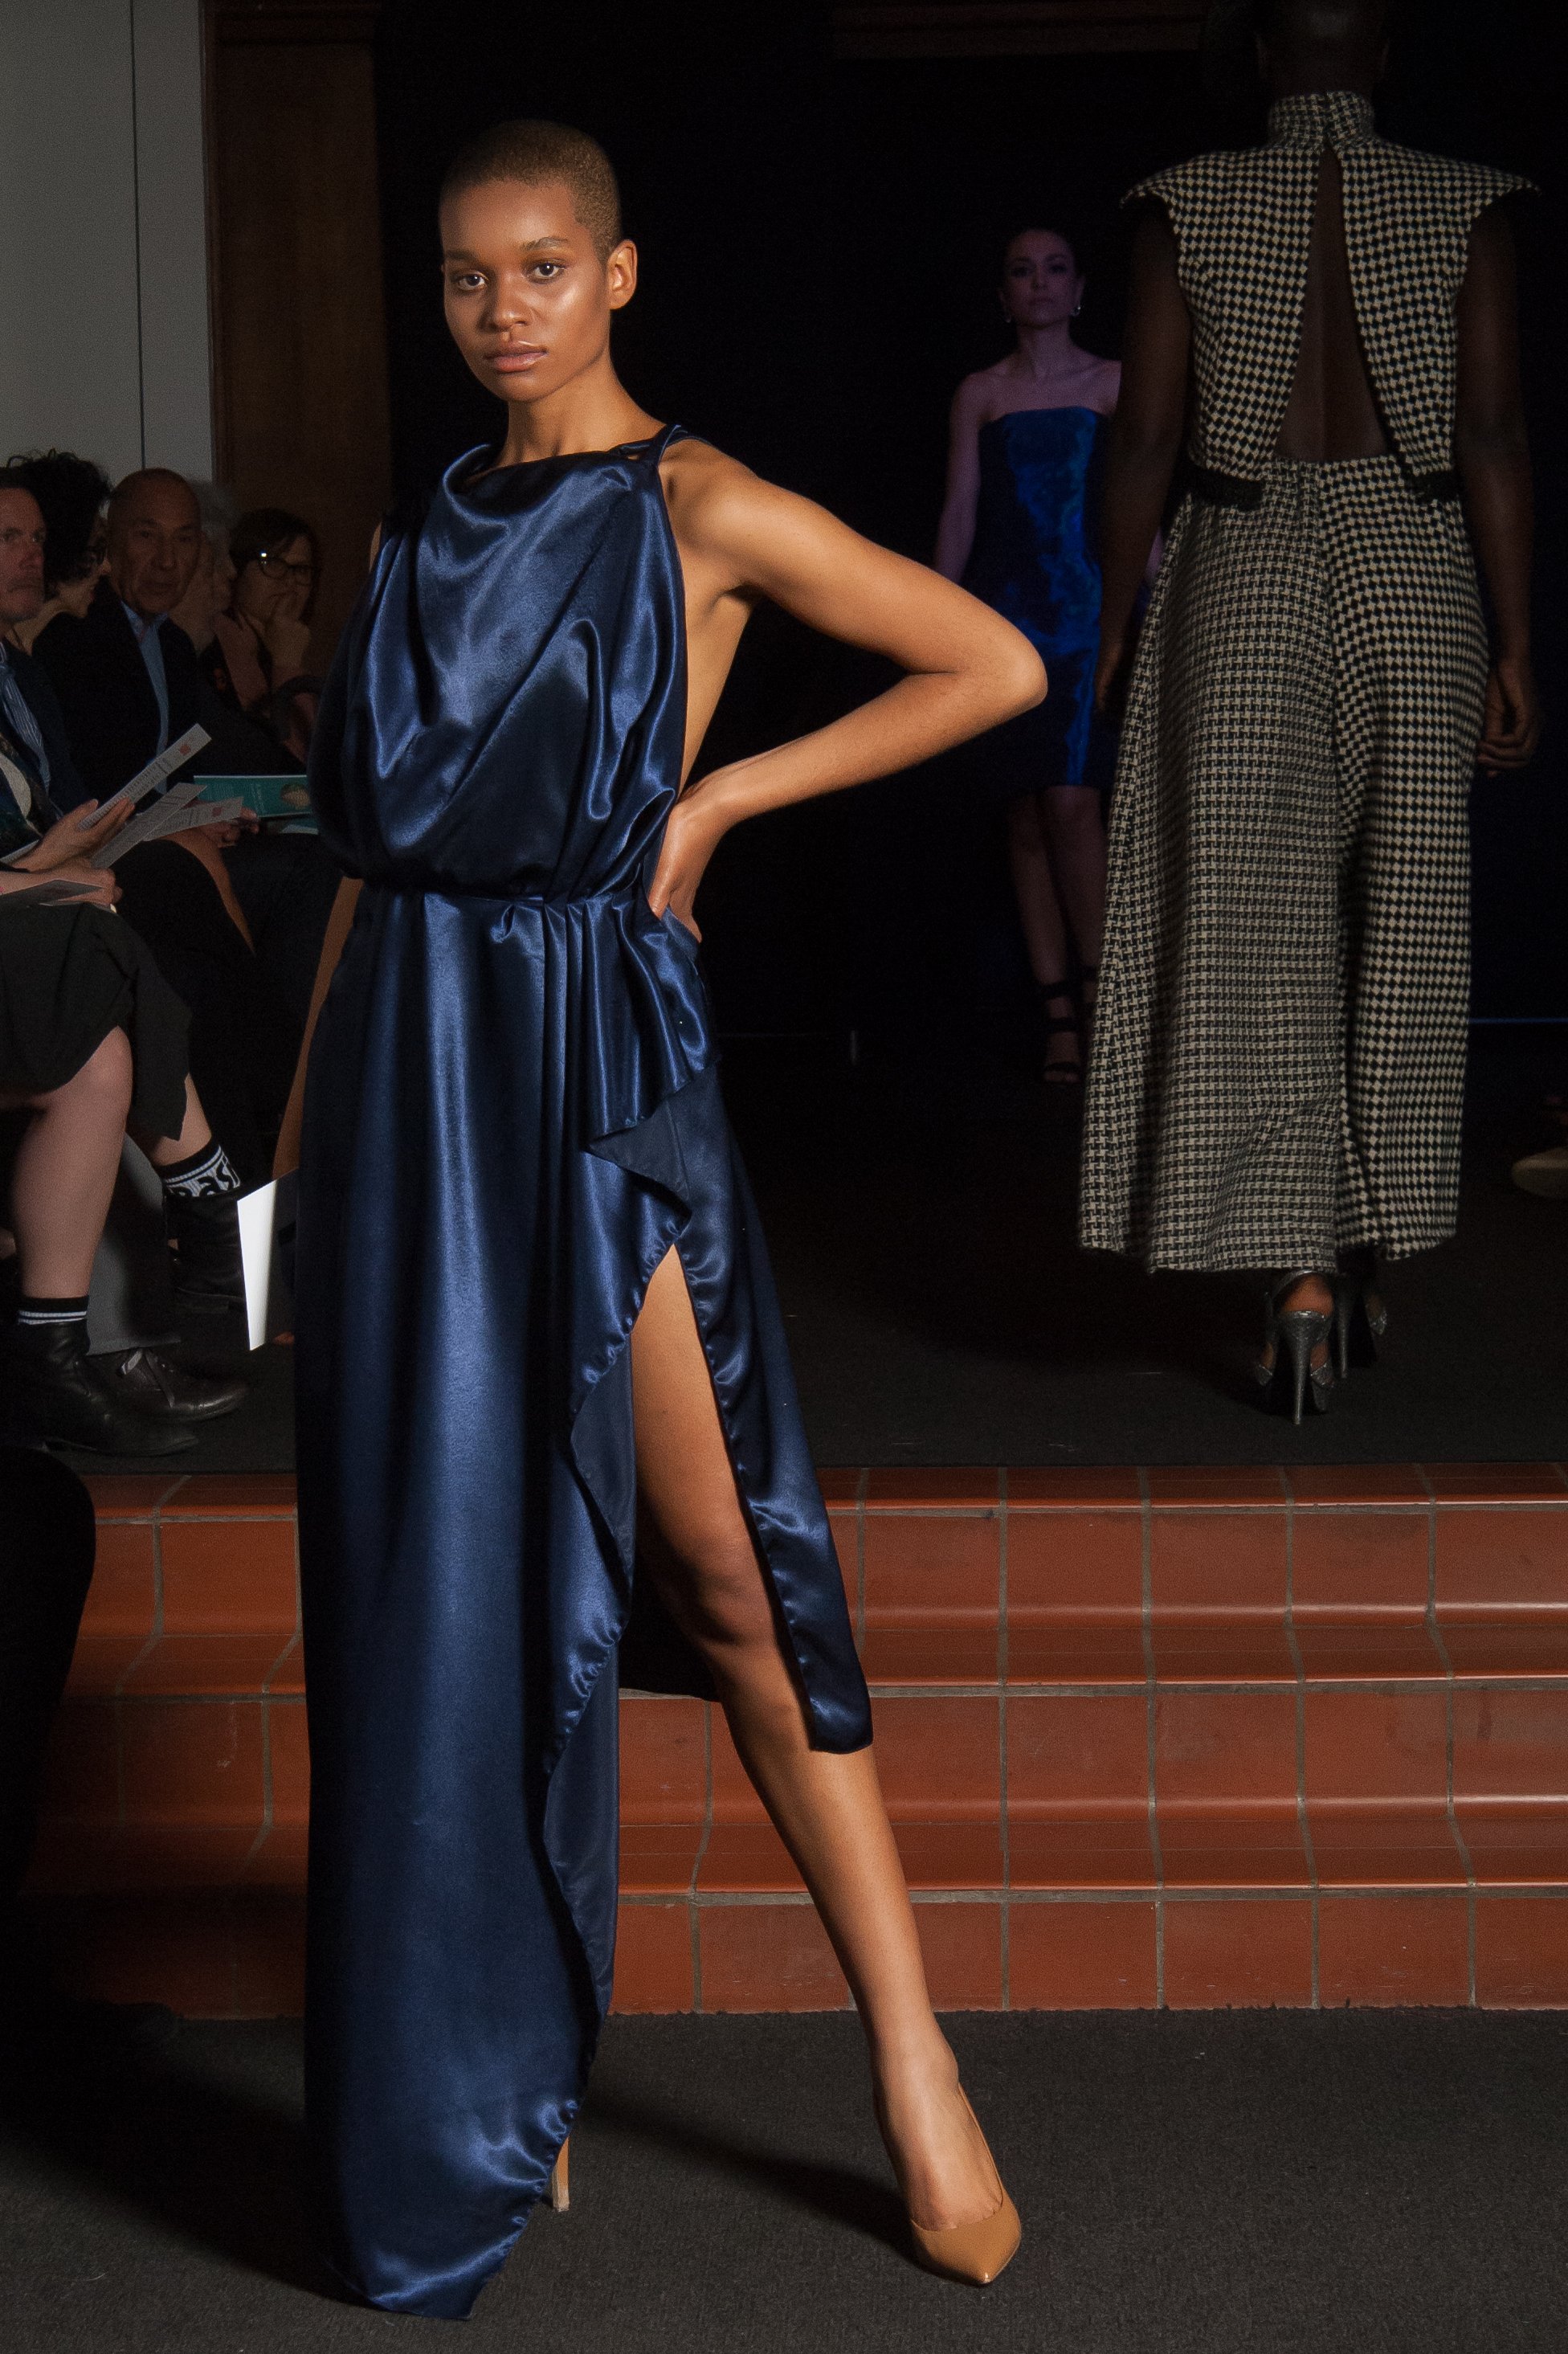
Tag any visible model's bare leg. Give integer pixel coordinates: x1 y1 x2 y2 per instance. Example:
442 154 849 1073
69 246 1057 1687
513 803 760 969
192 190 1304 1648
1005 791 1069 987
1005 794 1079 1077
0 1030 133 1295
129 1074 212 1170
1038 784 1106 1004
631 1247 1004 2233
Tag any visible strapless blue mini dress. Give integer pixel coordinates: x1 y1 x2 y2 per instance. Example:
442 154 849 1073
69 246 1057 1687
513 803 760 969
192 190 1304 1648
962 404 1112 796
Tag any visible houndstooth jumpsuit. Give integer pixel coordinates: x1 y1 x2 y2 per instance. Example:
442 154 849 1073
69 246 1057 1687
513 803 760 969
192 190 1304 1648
1079 90 1529 1273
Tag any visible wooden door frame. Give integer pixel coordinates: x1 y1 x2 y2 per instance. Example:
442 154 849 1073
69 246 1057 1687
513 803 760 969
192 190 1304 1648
202 0 383 484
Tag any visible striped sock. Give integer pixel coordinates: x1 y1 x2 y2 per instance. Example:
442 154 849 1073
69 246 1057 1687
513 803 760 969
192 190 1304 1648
13 1294 89 1342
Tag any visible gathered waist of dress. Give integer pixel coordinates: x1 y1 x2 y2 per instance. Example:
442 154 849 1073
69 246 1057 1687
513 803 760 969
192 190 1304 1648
361 877 648 911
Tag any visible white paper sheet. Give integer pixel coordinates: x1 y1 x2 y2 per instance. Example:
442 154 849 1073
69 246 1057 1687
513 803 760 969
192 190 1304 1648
237 1181 279 1351
76 723 212 829
92 777 207 866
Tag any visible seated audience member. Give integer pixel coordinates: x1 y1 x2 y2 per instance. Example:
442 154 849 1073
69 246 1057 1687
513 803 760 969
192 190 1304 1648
0 843 247 1448
113 810 298 1189
6 449 112 656
214 506 321 762
0 495 247 1440
169 509 300 783
31 468 206 798
170 512 341 1050
0 468 94 814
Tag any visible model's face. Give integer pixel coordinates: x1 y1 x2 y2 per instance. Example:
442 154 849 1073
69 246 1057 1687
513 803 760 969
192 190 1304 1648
1000 234 1082 331
440 178 636 410
0 492 47 625
108 481 202 617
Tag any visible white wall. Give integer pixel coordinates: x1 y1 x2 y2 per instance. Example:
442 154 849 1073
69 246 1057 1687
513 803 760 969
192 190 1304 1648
0 0 211 483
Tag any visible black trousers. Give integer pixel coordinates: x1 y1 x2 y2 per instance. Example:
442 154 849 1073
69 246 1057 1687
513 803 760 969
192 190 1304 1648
0 1449 94 1964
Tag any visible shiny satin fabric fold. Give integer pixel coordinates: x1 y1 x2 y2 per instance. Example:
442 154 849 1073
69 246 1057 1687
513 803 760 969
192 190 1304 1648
296 432 871 2318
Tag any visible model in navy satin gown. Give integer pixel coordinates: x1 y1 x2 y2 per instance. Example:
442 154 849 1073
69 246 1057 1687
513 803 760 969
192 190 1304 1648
295 122 1041 2315
936 227 1122 1082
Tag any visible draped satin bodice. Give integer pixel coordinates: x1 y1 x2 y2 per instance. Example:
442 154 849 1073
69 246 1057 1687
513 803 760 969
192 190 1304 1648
311 435 688 904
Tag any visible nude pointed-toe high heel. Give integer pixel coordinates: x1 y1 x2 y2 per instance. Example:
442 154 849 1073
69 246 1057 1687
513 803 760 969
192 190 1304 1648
910 2187 1023 2286
907 2095 1022 2287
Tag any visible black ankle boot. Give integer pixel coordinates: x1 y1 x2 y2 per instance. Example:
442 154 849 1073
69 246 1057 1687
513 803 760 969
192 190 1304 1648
165 1192 246 1315
0 1324 196 1457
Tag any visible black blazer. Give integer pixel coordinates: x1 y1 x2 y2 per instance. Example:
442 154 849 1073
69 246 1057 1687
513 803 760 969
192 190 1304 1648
6 641 89 813
31 579 202 800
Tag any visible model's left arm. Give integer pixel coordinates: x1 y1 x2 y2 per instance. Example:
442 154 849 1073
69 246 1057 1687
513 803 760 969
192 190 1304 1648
1455 202 1540 772
650 468 1044 922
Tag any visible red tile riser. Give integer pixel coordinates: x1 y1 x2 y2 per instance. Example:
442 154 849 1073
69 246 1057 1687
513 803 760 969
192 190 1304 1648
1004 1511 1142 1630
159 1518 298 1636
860 1513 999 1633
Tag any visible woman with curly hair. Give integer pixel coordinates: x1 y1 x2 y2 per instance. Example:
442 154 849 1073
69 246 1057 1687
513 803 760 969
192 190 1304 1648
4 451 112 657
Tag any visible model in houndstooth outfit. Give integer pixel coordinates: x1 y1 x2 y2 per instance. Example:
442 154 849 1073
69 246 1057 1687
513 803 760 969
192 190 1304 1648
1080 0 1539 1416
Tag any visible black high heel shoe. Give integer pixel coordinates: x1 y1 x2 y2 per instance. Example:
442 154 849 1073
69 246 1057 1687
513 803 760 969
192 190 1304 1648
1332 1253 1388 1379
1037 983 1083 1085
1254 1271 1335 1424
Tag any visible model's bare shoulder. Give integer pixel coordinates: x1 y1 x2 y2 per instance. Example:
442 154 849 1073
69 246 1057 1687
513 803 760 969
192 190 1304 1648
659 433 759 522
954 366 1001 407
659 437 811 582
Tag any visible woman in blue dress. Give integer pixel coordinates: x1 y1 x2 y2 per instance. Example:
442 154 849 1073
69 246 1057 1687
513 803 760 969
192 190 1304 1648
937 227 1121 1082
296 121 1043 2317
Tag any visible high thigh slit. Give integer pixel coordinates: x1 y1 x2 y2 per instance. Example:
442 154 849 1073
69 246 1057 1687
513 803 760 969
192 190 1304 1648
295 426 870 2319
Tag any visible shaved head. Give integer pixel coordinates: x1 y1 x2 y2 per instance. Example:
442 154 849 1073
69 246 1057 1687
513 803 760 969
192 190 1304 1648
440 120 621 261
106 467 201 617
107 466 198 528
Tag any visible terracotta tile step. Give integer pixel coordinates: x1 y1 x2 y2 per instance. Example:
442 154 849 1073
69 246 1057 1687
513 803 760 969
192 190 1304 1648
27 1883 1568 2019
39 1682 1568 1862
80 1473 1568 1701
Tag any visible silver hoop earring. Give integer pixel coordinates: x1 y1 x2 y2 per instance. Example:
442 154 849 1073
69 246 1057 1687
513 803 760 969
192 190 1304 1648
1072 301 1083 317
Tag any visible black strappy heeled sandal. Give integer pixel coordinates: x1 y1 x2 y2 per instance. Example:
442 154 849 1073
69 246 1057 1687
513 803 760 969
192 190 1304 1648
1037 983 1083 1084
1254 1269 1335 1425
1332 1249 1388 1378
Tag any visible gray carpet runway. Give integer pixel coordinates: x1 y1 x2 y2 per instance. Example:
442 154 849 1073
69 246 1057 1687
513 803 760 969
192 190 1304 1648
2 2010 1566 2352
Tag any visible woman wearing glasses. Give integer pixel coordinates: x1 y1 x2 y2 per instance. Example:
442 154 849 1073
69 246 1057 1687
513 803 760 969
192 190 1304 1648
209 506 322 762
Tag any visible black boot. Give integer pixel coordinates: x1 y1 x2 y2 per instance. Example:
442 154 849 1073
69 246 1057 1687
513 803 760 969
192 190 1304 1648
0 1325 196 1457
165 1192 246 1316
101 1347 248 1424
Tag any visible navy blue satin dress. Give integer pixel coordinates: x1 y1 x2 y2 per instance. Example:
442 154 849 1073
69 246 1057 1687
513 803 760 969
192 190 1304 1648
962 406 1111 796
296 426 872 2319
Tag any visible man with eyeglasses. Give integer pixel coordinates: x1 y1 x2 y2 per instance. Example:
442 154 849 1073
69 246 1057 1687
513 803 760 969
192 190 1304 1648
32 468 207 801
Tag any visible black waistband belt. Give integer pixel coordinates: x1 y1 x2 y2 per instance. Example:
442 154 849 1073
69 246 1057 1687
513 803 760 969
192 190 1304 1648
1186 464 1263 510
1186 460 1464 510
1409 469 1463 504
